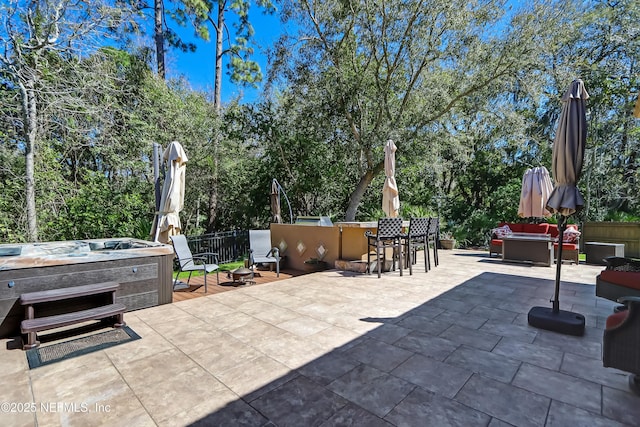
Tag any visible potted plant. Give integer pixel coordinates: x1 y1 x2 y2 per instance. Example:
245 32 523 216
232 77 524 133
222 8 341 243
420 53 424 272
439 231 456 250
304 257 327 272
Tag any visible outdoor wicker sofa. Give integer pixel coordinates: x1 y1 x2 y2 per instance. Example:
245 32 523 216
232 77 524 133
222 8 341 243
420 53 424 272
489 222 580 264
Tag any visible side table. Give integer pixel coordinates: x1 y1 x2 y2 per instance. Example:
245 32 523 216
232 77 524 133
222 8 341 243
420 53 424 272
585 242 625 265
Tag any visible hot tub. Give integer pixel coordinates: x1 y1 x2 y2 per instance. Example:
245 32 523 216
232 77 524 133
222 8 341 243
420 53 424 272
0 238 174 338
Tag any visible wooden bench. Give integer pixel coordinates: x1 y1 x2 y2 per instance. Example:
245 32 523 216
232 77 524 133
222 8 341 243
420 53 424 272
20 282 126 350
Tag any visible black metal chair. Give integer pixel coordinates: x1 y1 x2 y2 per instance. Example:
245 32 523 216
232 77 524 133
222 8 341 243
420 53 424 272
426 217 439 269
402 217 430 275
365 217 403 278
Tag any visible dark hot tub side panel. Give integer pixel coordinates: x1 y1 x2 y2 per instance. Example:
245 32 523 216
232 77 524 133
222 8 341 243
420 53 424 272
0 253 173 338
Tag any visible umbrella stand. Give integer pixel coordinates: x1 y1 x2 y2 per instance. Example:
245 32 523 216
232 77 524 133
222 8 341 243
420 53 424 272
528 215 585 336
272 179 293 224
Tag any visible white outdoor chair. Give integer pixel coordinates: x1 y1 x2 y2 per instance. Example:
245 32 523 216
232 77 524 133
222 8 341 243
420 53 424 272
171 234 219 292
249 230 281 277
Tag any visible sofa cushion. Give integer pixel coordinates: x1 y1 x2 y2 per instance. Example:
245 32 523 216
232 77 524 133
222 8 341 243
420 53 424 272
553 243 578 250
606 310 629 329
491 239 503 246
508 223 524 232
522 223 549 234
600 270 640 290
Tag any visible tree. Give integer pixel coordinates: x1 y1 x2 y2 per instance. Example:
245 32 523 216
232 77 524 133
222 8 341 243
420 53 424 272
165 0 275 109
0 0 136 241
146 0 198 79
156 0 275 231
272 0 573 220
577 0 640 219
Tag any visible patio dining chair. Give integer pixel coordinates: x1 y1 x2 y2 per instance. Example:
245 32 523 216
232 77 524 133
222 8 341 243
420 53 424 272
249 229 281 277
171 234 219 293
365 217 403 278
427 217 440 269
402 217 430 275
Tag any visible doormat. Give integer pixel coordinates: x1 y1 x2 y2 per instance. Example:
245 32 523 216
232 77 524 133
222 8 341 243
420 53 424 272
26 326 140 369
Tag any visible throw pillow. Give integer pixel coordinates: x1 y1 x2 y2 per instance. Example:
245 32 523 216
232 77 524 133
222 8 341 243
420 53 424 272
562 228 581 243
492 224 513 239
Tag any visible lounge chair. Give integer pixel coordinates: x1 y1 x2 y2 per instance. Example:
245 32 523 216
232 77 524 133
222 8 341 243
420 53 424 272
249 230 281 277
171 234 219 292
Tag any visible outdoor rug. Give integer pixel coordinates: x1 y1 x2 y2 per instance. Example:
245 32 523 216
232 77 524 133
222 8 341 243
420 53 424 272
26 326 140 369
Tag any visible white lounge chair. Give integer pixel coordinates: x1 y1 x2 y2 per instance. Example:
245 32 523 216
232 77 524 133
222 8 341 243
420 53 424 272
249 230 281 277
171 234 219 292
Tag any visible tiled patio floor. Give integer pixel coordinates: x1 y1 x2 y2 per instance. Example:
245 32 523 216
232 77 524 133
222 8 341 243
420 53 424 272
2 250 639 426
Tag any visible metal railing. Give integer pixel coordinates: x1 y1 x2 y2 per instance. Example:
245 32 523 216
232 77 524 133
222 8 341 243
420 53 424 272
186 230 249 264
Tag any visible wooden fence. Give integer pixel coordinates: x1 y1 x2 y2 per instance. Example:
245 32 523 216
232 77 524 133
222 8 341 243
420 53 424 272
582 222 640 258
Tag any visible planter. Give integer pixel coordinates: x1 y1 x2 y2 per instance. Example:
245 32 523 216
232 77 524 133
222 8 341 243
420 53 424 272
440 239 456 250
334 259 368 273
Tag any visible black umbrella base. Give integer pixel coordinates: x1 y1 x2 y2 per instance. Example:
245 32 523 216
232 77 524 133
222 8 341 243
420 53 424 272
528 306 585 336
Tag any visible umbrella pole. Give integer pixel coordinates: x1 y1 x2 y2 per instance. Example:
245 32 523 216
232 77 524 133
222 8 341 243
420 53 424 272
527 214 585 336
149 142 163 241
552 215 567 313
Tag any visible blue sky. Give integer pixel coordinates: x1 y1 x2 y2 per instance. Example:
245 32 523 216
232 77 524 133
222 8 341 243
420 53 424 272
164 8 283 104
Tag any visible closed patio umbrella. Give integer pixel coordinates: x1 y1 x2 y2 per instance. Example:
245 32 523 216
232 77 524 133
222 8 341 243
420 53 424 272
154 141 188 244
518 166 553 219
528 79 589 336
271 179 282 223
382 139 400 217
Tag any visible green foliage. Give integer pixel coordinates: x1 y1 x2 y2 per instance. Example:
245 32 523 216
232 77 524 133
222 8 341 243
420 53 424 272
41 172 151 240
399 204 435 220
358 206 386 221
0 0 638 250
604 211 640 222
273 0 572 220
174 260 245 278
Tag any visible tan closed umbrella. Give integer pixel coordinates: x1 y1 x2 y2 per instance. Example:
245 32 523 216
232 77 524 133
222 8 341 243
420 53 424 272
154 141 188 243
382 139 400 217
546 80 589 216
529 79 589 336
518 166 553 219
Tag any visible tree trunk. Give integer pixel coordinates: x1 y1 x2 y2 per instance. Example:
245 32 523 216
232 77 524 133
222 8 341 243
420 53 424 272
214 1 224 111
208 3 225 230
20 78 39 241
207 136 219 233
154 0 165 79
344 161 385 221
